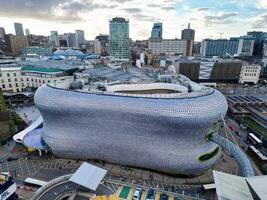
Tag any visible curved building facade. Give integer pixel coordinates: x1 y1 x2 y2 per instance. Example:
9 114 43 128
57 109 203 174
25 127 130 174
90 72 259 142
34 83 228 175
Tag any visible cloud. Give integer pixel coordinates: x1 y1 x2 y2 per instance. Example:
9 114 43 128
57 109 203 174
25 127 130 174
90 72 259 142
204 13 238 26
251 13 267 28
197 7 209 11
122 8 142 13
0 0 116 23
132 14 156 22
147 3 175 10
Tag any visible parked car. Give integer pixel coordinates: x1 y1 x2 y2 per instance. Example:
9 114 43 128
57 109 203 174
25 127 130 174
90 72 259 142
7 155 18 162
146 189 155 200
132 188 142 200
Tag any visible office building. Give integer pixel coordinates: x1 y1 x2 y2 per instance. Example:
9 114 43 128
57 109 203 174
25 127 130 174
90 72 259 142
21 47 52 55
239 64 261 84
14 22 24 36
247 31 267 58
95 34 109 56
50 31 58 36
151 23 162 39
109 17 130 60
4 34 29 55
0 27 5 38
181 23 195 41
25 28 30 36
201 38 254 57
75 30 85 48
16 68 227 175
65 33 76 47
148 39 188 56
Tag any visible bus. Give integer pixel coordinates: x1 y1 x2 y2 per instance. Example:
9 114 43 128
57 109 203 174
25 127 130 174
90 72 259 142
23 178 47 188
247 133 263 147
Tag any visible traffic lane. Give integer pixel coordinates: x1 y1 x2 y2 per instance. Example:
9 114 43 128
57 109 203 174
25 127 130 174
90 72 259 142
38 182 77 200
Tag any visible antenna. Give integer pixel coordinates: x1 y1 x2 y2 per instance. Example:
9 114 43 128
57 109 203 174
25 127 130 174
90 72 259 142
219 32 224 39
188 23 190 29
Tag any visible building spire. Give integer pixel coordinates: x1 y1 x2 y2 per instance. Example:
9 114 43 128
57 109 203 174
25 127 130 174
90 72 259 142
188 23 190 29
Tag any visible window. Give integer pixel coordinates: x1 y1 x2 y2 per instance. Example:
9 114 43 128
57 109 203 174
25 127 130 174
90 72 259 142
27 78 29 81
22 83 24 87
14 78 17 82
8 78 11 82
7 73 10 77
199 147 219 162
15 83 18 87
21 78 23 81
13 73 16 76
0 73 2 77
1 79 4 83
2 84 5 88
9 83 12 88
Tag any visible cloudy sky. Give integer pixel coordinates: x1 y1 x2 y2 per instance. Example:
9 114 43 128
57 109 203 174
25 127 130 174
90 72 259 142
0 0 267 41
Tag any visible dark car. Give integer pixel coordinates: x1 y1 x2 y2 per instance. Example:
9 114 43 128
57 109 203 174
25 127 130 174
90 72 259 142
160 193 168 200
7 155 18 162
146 189 155 200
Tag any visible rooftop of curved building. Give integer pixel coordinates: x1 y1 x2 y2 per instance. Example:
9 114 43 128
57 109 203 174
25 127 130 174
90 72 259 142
71 67 214 99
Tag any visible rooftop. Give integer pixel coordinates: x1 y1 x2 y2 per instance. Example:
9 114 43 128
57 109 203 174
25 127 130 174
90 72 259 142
22 66 62 73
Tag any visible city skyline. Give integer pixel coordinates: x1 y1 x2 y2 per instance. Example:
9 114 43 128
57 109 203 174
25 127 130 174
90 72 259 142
0 0 267 41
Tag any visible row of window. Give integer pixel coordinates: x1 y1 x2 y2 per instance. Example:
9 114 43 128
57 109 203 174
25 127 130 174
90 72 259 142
243 73 257 76
0 72 18 77
0 78 56 84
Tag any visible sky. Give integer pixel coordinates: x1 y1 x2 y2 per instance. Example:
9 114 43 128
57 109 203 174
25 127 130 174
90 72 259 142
0 0 267 41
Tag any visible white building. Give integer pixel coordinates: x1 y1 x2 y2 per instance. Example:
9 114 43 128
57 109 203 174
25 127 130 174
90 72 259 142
239 64 261 84
75 30 85 48
148 39 187 56
0 66 73 93
93 39 101 55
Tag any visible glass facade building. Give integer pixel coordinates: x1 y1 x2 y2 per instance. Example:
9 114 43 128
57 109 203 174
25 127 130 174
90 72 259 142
14 22 24 36
151 23 162 39
109 17 129 60
247 31 267 58
181 23 195 41
201 39 240 57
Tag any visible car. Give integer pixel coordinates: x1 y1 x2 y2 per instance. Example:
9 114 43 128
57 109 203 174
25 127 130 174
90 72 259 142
7 155 18 162
146 189 155 200
132 188 142 200
160 193 168 200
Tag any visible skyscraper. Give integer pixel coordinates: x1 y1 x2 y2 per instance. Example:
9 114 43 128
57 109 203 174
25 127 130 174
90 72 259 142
25 29 30 36
109 17 129 60
95 34 109 56
0 27 5 38
75 30 85 48
14 22 24 36
151 23 162 39
181 23 195 41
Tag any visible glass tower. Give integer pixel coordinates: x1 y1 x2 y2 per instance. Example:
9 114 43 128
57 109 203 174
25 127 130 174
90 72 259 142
14 23 24 36
109 17 129 60
151 23 162 39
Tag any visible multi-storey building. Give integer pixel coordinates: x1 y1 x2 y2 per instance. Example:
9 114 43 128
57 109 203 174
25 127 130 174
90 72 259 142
247 31 267 58
0 27 5 39
148 39 188 56
181 23 195 41
239 64 261 84
14 23 24 36
151 23 162 39
95 34 109 56
93 39 101 55
109 17 130 60
201 38 254 57
0 66 73 93
75 30 85 48
4 34 29 55
25 29 30 36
